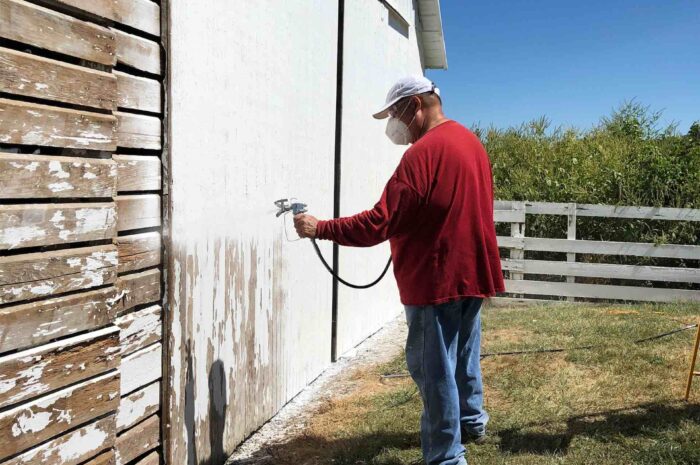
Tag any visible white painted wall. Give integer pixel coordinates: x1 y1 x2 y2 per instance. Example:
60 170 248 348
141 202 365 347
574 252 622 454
336 0 425 355
168 0 432 460
168 1 337 462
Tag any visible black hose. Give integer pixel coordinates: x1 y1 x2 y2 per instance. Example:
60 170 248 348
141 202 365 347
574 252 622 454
311 238 392 289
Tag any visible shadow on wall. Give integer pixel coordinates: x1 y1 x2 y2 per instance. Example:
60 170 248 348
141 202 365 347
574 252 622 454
185 341 228 465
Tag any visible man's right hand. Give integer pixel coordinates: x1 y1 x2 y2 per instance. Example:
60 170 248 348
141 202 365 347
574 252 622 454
294 214 319 239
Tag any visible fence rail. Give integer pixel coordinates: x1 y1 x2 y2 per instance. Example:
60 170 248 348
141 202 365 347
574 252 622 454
494 201 700 302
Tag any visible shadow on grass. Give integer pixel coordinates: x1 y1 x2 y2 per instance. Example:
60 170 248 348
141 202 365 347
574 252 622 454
498 400 700 455
228 401 699 464
228 431 421 465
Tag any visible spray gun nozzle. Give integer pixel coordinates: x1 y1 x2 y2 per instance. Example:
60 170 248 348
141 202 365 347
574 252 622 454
274 198 308 217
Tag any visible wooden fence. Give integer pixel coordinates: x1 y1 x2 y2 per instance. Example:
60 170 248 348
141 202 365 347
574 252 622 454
0 1 164 464
493 201 700 302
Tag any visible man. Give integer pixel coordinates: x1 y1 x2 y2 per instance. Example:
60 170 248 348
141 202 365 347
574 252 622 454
294 76 504 465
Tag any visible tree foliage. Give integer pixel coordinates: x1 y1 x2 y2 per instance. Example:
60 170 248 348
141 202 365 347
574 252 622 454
477 102 699 246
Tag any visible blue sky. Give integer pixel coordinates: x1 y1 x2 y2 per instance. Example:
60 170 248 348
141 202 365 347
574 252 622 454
425 0 700 132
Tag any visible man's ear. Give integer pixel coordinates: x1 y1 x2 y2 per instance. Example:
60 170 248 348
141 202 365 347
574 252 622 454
412 95 422 111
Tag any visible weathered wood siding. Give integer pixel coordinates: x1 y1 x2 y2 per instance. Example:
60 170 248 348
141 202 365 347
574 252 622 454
0 0 163 463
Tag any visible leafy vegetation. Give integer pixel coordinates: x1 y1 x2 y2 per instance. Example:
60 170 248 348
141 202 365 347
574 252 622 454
477 102 699 246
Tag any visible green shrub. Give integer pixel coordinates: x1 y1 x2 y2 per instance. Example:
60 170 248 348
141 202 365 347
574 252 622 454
477 102 700 247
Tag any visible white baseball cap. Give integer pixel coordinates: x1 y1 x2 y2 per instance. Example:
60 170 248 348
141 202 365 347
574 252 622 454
372 76 441 119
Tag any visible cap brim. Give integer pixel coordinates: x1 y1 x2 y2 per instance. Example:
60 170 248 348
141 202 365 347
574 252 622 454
372 96 403 119
372 104 392 120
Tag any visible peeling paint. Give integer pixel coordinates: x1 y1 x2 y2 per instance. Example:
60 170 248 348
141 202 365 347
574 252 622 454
58 422 108 461
30 283 57 296
11 409 53 436
75 208 111 234
48 161 70 179
0 225 46 249
48 181 75 192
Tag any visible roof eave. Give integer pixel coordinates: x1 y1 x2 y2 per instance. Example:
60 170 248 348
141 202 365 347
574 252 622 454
417 0 448 70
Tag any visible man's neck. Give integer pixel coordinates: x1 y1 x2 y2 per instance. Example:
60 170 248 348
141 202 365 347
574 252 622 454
420 110 449 137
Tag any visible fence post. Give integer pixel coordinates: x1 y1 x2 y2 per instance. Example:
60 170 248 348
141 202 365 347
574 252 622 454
510 202 526 285
567 202 577 302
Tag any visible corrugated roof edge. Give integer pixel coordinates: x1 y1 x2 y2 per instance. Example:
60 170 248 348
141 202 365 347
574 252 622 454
417 0 447 70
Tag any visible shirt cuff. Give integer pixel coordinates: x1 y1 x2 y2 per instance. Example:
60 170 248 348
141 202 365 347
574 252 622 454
316 220 331 241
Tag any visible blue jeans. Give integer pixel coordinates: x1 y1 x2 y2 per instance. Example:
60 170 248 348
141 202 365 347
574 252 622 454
404 298 488 465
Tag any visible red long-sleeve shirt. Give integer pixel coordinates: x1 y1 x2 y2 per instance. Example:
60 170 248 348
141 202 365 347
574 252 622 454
316 120 505 305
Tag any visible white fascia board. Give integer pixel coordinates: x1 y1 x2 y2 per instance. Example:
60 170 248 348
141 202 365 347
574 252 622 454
417 0 447 69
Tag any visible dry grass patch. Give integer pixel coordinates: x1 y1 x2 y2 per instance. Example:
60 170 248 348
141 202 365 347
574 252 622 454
233 302 700 465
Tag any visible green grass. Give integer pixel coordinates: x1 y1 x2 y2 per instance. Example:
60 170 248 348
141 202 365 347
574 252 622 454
273 302 700 465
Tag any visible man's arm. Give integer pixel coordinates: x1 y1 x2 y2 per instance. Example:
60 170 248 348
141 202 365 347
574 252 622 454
294 174 422 247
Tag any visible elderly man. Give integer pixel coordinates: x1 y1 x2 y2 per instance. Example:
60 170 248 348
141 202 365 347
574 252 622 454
294 76 504 465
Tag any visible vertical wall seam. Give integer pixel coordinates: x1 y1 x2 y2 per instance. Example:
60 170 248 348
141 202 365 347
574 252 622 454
331 0 345 363
160 0 174 462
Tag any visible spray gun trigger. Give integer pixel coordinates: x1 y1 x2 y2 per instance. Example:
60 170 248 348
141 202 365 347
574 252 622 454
291 203 308 215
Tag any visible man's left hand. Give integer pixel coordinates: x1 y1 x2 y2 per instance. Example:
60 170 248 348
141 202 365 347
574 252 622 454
294 214 319 239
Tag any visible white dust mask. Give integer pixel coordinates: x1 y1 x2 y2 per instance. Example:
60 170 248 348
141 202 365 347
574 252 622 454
386 117 413 145
385 101 416 145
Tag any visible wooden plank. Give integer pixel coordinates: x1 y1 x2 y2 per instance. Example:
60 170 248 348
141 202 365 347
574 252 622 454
493 209 526 223
116 195 161 231
120 343 161 396
133 450 159 465
0 326 119 408
524 201 700 222
0 98 116 150
115 71 161 113
509 202 525 282
486 296 572 308
84 450 116 465
521 202 576 216
55 0 160 36
504 279 700 302
112 28 160 74
114 415 159 465
116 381 159 432
501 259 700 284
0 245 118 305
0 153 117 199
0 0 116 65
116 305 161 356
494 200 514 210
2 416 115 465
566 203 577 301
116 268 160 313
496 236 700 260
0 371 119 461
0 47 117 110
116 232 161 274
0 287 119 354
115 112 161 149
0 203 116 250
114 155 161 192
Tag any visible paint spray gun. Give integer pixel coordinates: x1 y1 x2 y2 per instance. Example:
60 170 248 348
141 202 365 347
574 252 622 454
273 198 391 289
